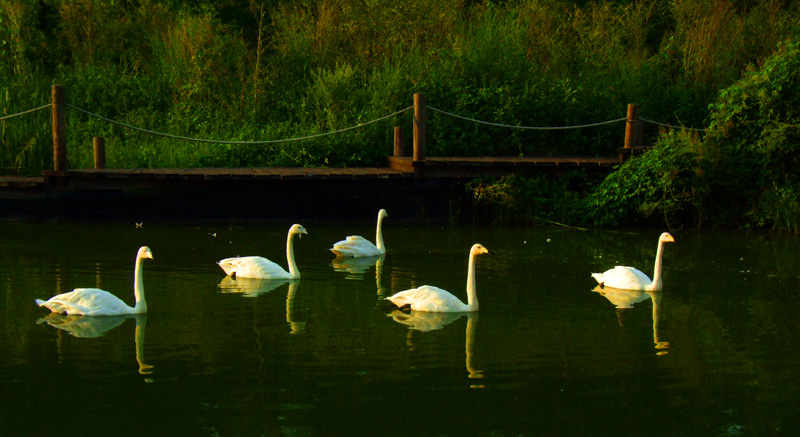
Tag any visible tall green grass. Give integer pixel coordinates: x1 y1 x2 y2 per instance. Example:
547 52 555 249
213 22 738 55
0 0 797 176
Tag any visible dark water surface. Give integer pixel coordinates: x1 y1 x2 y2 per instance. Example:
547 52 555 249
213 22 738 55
1 222 799 435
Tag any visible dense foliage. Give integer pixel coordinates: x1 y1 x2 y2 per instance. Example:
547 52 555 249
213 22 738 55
475 39 800 231
1 0 798 229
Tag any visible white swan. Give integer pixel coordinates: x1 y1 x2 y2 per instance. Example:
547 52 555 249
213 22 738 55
386 244 491 312
591 232 675 291
218 224 307 279
35 246 154 316
330 209 388 257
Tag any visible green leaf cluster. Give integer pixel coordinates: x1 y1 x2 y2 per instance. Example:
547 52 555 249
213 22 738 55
479 37 800 231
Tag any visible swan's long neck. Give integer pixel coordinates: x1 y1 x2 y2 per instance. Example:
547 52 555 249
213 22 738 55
132 255 146 314
286 232 300 279
375 214 386 253
465 252 479 311
649 240 666 291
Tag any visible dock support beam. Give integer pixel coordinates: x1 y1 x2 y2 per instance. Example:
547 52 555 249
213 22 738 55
413 93 426 176
394 126 404 157
52 84 67 171
93 137 106 169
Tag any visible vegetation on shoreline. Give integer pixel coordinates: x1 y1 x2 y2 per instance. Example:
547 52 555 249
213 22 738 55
471 38 800 231
1 0 799 229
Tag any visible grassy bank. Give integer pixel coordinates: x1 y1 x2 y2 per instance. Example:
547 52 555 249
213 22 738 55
1 0 799 229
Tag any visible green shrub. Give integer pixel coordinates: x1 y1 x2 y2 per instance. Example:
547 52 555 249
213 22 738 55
584 130 703 228
467 170 602 225
703 38 800 230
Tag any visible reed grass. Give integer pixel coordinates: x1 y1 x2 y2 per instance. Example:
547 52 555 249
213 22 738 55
0 0 797 177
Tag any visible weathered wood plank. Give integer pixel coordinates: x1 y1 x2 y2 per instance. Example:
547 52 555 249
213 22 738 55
35 155 613 187
0 177 46 188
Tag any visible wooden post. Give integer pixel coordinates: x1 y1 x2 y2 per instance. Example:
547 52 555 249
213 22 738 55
620 103 642 163
413 93 426 164
393 126 404 157
52 84 67 171
624 103 642 149
93 137 106 169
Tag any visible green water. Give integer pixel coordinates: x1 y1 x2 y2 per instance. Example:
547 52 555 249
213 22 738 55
1 222 799 435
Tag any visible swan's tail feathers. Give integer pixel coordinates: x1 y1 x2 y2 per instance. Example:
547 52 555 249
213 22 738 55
330 248 351 258
35 299 64 314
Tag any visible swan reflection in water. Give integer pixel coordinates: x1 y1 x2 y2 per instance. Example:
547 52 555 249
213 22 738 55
388 311 483 382
218 277 305 334
332 254 387 295
592 285 670 355
219 276 290 297
37 313 154 375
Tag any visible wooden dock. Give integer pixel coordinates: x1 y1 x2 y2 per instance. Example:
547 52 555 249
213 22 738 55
0 167 448 222
0 152 618 190
41 166 412 183
0 88 639 221
0 155 617 222
388 155 616 177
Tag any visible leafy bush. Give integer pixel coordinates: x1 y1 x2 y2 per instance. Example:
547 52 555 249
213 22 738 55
467 170 602 225
584 130 703 228
702 38 800 230
582 36 800 231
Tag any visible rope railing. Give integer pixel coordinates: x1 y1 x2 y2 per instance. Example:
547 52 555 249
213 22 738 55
7 86 711 174
67 103 414 145
0 101 703 141
641 117 706 132
0 103 51 121
428 106 628 130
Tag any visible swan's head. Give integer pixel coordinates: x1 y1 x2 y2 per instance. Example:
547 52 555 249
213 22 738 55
138 246 154 260
378 209 389 219
471 243 492 256
659 232 675 244
290 224 308 238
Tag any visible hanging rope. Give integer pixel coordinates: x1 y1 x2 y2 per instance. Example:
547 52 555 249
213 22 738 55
3 100 706 142
0 103 52 121
427 106 627 130
66 103 414 144
641 117 706 132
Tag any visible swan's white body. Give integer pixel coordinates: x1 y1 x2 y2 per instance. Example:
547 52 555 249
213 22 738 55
591 232 675 291
218 224 307 279
35 246 154 316
331 209 388 257
387 244 491 312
